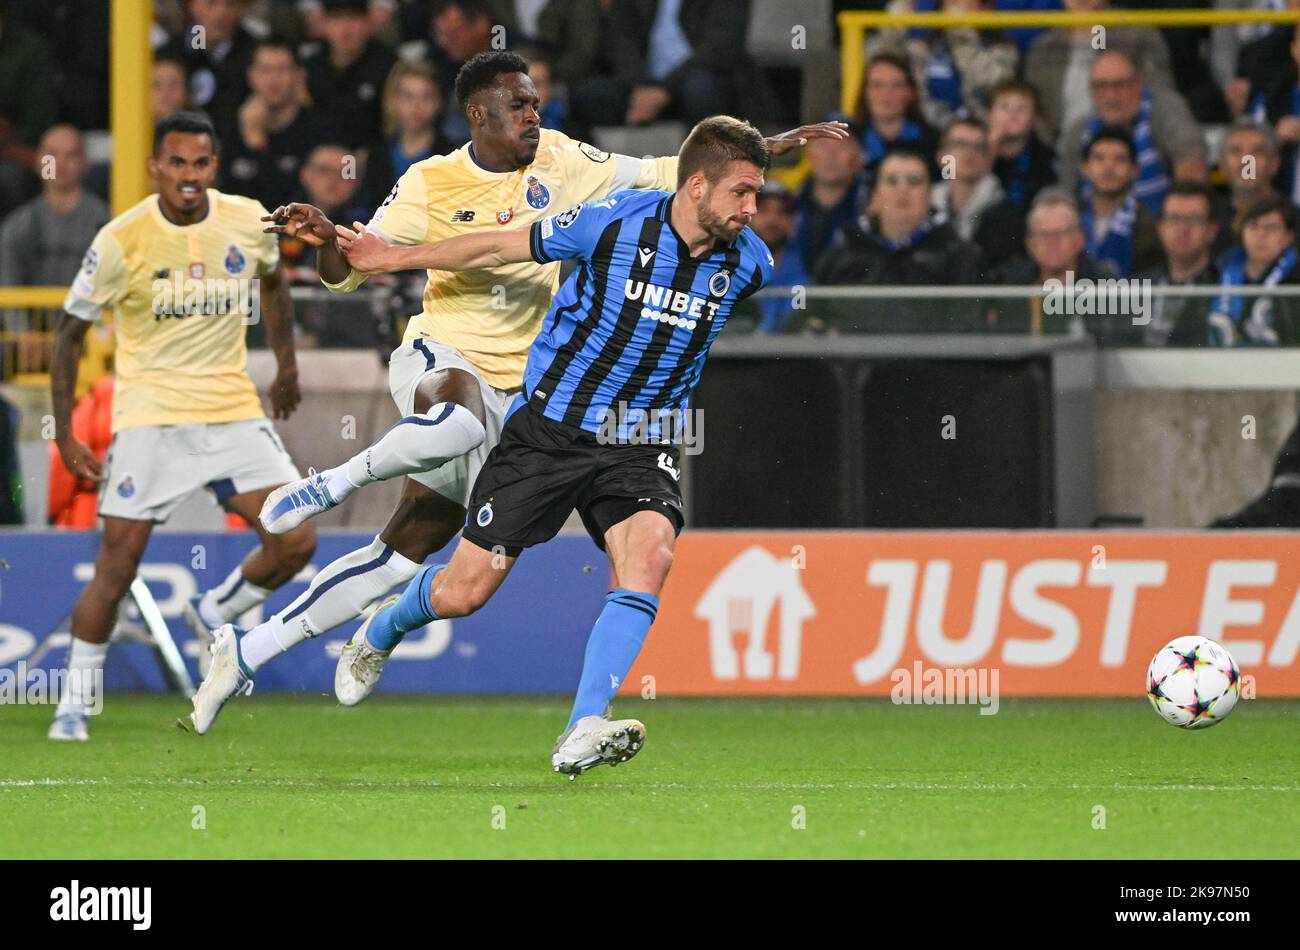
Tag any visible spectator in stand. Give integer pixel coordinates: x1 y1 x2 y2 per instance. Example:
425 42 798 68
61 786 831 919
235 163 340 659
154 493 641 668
1125 181 1221 347
1245 23 1300 205
0 126 109 289
0 9 57 219
816 148 986 330
303 0 397 150
1226 0 1300 116
1214 119 1288 259
932 117 1026 265
359 60 451 210
280 142 374 284
995 189 1116 335
220 37 341 210
1214 0 1292 102
794 112 867 277
1207 194 1300 345
1023 0 1174 144
568 0 770 132
854 53 940 189
156 0 261 134
1058 50 1207 213
153 58 194 121
424 0 501 146
987 79 1057 210
531 0 608 95
298 0 396 41
750 184 808 334
872 0 1019 129
1077 127 1163 278
525 49 567 135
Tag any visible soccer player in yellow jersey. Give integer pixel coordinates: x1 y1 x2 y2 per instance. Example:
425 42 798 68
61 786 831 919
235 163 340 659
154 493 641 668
189 53 842 724
47 112 316 741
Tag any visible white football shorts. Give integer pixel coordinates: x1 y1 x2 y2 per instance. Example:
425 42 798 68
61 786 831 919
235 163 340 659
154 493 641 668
387 336 517 508
98 417 300 522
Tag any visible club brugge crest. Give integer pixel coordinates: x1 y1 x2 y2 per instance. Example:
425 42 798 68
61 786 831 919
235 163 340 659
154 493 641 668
189 262 205 279
708 269 732 297
476 501 494 526
116 474 136 499
496 208 514 225
525 175 550 209
224 243 247 275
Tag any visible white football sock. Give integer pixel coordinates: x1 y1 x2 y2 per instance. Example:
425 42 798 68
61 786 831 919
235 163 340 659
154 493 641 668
239 536 423 672
340 402 485 489
200 566 273 625
55 638 108 717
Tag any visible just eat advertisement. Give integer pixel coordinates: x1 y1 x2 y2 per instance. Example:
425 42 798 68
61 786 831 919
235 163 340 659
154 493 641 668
627 533 1300 697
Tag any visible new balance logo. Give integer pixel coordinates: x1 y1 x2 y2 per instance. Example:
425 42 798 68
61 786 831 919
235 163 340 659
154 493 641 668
450 209 475 222
610 674 620 689
638 246 655 268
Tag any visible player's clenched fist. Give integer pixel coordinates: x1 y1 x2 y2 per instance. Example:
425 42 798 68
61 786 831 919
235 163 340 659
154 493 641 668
261 203 338 246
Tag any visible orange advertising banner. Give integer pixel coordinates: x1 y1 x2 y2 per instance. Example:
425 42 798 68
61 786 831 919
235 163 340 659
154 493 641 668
626 533 1300 697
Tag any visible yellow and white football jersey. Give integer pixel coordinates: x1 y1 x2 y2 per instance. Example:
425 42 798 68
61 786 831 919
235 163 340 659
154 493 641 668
325 129 679 390
65 189 280 432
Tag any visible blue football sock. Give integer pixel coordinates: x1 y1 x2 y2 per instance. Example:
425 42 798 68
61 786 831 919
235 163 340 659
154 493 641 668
566 588 658 730
364 563 444 652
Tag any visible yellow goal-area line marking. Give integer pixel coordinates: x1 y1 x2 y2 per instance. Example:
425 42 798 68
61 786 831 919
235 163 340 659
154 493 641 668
838 9 1300 114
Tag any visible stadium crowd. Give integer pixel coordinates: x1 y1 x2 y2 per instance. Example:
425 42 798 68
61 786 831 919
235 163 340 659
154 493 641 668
0 0 1299 346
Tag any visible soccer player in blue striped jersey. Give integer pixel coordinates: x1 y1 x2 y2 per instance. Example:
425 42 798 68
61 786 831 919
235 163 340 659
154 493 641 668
197 116 773 774
356 116 771 774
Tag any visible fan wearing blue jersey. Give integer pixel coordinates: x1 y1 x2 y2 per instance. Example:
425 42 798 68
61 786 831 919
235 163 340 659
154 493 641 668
200 116 772 775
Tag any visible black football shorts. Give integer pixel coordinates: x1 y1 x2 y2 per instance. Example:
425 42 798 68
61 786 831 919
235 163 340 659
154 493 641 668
461 401 685 556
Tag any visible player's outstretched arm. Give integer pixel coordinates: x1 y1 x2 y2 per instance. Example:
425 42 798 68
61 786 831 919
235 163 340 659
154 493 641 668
259 266 301 419
338 223 534 274
261 203 351 286
49 313 103 482
762 121 850 157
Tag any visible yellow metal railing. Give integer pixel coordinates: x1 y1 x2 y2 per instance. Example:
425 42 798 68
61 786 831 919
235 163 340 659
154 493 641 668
2 0 151 381
839 8 1300 114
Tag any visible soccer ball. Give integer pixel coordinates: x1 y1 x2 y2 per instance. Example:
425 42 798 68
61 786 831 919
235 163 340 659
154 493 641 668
1146 635 1241 729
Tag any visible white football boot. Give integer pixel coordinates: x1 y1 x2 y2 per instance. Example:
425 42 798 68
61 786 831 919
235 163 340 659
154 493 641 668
48 711 89 742
551 715 646 778
259 468 341 535
182 594 217 678
334 597 398 706
189 624 254 735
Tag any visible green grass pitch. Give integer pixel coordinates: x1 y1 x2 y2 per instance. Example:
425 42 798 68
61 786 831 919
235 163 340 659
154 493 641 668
3 695 1298 858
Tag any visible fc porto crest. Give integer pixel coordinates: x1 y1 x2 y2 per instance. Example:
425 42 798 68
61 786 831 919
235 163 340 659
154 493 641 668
524 175 550 210
116 474 136 499
224 243 247 275
189 262 205 279
496 208 514 225
708 269 732 297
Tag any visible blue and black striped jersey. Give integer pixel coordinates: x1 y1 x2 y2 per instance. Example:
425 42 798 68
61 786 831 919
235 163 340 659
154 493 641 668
524 189 773 438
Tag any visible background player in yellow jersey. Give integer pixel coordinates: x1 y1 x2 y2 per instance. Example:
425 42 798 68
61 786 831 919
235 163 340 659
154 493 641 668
48 112 316 741
189 54 842 721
